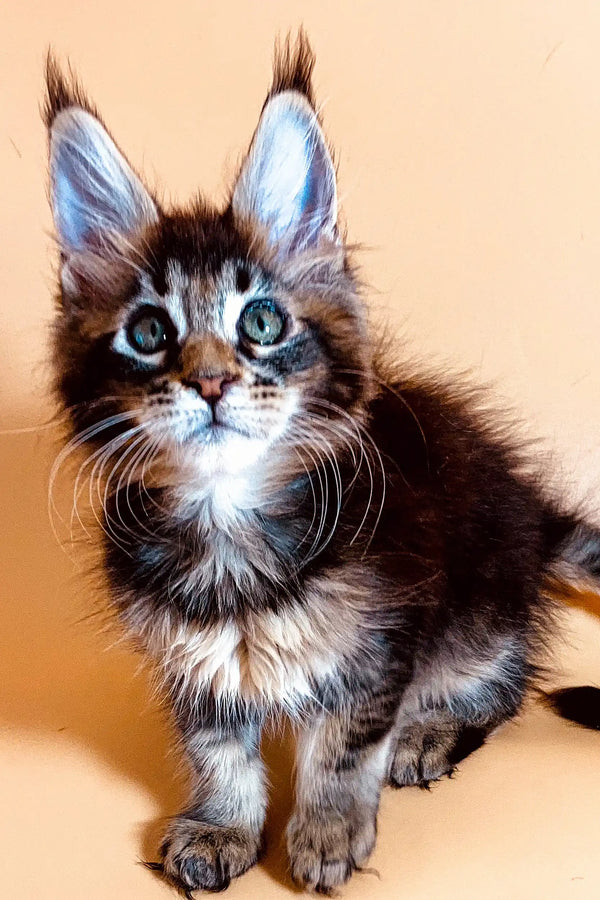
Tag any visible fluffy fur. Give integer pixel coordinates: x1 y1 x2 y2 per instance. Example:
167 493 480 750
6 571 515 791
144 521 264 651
45 34 600 895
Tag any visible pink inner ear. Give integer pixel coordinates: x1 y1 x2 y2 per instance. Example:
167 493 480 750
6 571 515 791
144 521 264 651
231 91 337 253
50 107 157 255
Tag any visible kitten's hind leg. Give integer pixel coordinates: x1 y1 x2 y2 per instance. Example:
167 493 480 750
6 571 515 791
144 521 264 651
389 640 527 789
389 716 490 788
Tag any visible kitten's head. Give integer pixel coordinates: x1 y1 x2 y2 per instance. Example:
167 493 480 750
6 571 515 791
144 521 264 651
46 36 373 496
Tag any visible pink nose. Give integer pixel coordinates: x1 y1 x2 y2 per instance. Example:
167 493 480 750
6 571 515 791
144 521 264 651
183 375 234 402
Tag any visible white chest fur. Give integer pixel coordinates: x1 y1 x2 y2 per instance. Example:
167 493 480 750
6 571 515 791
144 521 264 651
131 481 370 715
146 604 342 715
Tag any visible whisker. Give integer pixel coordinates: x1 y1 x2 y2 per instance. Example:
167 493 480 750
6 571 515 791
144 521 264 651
307 411 375 547
285 422 329 564
289 444 319 554
306 397 387 553
0 420 60 436
100 429 151 550
85 427 146 554
285 419 346 565
69 434 131 543
119 434 166 542
291 428 329 563
138 433 169 516
48 409 142 547
335 367 429 465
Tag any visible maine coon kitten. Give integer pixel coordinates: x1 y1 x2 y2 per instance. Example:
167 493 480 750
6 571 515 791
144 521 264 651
45 35 600 895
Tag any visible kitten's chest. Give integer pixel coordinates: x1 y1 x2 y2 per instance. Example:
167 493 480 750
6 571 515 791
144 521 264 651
124 496 366 711
162 498 298 618
151 606 339 713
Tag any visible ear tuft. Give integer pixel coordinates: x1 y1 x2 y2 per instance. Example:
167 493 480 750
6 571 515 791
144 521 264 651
269 30 316 108
45 57 157 262
44 50 100 129
232 38 338 255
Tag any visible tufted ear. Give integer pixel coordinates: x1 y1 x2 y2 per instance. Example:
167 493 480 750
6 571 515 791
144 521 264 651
232 90 338 254
49 106 157 257
45 55 158 301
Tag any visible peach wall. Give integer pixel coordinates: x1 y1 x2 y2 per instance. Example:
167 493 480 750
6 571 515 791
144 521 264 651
1 3 600 898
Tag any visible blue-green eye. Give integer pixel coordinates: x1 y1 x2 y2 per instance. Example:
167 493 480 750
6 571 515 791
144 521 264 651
127 308 173 354
239 300 286 346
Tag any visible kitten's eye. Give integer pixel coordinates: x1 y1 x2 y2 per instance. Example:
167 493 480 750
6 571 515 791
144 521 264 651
239 300 285 346
127 308 174 355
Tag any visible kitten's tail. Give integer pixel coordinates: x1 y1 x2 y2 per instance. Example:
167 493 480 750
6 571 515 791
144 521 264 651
544 513 600 581
543 512 600 729
544 686 600 730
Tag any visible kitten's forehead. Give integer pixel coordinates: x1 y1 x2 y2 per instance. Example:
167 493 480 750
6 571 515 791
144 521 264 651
159 257 260 341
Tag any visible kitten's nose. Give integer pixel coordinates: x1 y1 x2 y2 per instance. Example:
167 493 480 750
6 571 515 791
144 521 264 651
183 374 235 403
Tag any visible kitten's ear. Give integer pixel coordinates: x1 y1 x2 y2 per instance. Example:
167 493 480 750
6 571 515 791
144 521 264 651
231 89 338 253
45 56 157 264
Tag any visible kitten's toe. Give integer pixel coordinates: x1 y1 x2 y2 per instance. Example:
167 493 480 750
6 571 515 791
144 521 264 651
159 817 262 892
287 807 376 892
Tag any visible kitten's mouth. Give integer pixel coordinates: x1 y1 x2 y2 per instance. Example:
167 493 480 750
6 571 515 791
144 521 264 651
199 420 253 442
208 422 231 437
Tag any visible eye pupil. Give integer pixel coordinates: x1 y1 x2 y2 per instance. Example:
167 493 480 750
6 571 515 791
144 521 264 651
127 309 172 355
240 301 284 346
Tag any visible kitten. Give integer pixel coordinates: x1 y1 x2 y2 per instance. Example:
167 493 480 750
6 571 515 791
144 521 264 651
45 35 600 895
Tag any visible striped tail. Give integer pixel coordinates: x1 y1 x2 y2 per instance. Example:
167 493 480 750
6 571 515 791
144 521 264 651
543 513 600 729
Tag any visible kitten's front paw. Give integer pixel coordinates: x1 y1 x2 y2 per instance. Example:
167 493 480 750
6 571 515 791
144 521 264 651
287 807 376 893
159 817 262 893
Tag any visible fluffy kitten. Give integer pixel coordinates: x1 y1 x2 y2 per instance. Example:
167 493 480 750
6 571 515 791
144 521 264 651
45 35 600 895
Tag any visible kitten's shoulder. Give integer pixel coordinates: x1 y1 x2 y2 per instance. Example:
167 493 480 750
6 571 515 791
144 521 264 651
368 360 534 488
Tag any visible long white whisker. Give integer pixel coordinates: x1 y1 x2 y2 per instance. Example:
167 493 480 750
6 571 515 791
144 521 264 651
286 424 325 562
119 434 166 541
305 411 374 547
0 420 60 436
70 432 136 543
300 404 373 546
335 367 429 463
285 419 345 564
290 444 319 554
286 421 329 564
100 429 151 548
137 433 166 512
49 410 142 547
307 397 387 553
303 411 364 495
308 425 343 559
86 427 146 553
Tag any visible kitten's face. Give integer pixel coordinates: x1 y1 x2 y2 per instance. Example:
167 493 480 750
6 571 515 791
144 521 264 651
47 64 372 492
126 259 302 476
63 231 366 482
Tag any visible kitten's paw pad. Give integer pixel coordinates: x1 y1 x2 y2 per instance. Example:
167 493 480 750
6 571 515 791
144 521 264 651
160 818 261 893
287 809 376 893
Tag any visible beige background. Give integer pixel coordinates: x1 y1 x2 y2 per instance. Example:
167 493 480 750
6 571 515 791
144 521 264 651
2 1 600 898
